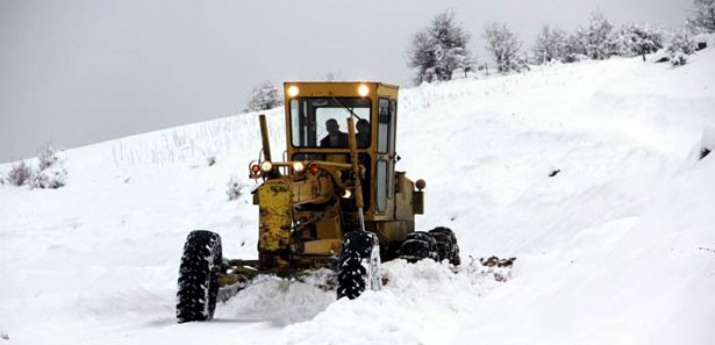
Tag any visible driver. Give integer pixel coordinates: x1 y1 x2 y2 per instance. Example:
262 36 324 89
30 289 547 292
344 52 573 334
320 118 349 147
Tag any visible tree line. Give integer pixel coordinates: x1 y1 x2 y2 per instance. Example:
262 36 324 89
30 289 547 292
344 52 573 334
407 0 714 83
246 0 715 111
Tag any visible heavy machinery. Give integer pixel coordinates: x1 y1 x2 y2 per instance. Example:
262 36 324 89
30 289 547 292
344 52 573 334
176 82 460 323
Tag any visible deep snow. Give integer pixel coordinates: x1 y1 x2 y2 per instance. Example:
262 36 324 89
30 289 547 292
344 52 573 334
1 42 714 345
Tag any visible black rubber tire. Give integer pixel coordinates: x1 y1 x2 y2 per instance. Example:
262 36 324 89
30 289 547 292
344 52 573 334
429 230 453 262
176 230 223 323
429 227 461 266
398 231 439 263
337 231 381 300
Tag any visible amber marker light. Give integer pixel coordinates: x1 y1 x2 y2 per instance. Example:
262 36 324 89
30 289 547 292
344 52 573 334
250 164 261 174
308 164 320 174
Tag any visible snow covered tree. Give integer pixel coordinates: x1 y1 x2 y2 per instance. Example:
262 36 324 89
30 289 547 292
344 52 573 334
407 10 474 83
584 11 617 60
532 25 568 64
687 0 715 33
614 24 664 61
483 22 522 72
246 80 283 112
408 31 438 83
563 29 589 63
666 30 697 66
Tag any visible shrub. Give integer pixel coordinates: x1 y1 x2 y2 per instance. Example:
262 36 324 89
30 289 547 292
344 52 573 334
32 166 67 189
38 145 60 170
32 145 67 189
226 176 247 201
666 31 696 66
8 161 33 186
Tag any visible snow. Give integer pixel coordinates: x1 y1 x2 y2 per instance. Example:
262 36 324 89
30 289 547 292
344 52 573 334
2 43 715 344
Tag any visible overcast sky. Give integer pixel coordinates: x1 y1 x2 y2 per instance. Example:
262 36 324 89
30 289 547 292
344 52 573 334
0 0 691 163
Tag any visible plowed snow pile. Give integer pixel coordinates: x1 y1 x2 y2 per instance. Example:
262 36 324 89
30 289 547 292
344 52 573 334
2 43 714 344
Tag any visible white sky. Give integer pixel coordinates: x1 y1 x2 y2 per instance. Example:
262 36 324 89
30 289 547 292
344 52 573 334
0 0 691 162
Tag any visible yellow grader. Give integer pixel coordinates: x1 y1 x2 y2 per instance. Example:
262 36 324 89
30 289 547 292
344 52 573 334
176 82 460 323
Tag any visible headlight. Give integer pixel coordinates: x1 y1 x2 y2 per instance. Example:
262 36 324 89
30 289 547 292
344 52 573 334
357 84 369 97
287 85 299 97
293 161 305 172
342 189 352 199
260 161 273 172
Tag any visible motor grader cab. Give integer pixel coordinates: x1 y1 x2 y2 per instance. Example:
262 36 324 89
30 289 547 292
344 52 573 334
254 82 420 265
175 82 461 323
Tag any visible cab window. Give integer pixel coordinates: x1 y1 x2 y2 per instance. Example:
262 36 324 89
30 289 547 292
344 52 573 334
290 98 371 148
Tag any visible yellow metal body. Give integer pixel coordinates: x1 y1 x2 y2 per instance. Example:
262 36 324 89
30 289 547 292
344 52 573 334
246 82 424 274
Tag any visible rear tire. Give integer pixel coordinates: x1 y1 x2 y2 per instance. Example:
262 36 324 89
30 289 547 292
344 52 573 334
429 227 461 266
337 231 381 300
176 230 223 323
398 231 439 263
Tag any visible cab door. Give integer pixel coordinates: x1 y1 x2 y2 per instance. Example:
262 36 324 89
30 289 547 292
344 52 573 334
375 97 397 215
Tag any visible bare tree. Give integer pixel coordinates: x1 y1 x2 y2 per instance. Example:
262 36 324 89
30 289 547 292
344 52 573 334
687 0 715 33
407 10 474 83
483 22 522 72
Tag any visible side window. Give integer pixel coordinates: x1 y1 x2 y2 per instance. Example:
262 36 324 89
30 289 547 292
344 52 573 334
376 161 387 212
376 98 391 212
388 100 397 198
290 100 305 147
377 98 390 153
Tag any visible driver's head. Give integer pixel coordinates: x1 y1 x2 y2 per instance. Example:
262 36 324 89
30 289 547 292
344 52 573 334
357 119 369 132
326 119 339 135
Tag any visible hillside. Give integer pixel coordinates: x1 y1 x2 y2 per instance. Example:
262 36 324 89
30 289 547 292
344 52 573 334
1 45 714 345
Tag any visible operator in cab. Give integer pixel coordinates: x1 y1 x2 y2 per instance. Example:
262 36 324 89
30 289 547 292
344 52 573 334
320 118 349 147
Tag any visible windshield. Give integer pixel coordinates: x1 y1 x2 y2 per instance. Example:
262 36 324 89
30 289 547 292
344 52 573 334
290 97 371 148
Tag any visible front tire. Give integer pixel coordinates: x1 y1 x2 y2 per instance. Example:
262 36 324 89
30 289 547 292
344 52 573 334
337 231 381 300
176 230 223 323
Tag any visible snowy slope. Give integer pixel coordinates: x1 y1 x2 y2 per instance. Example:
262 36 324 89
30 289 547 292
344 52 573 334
1 44 714 345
